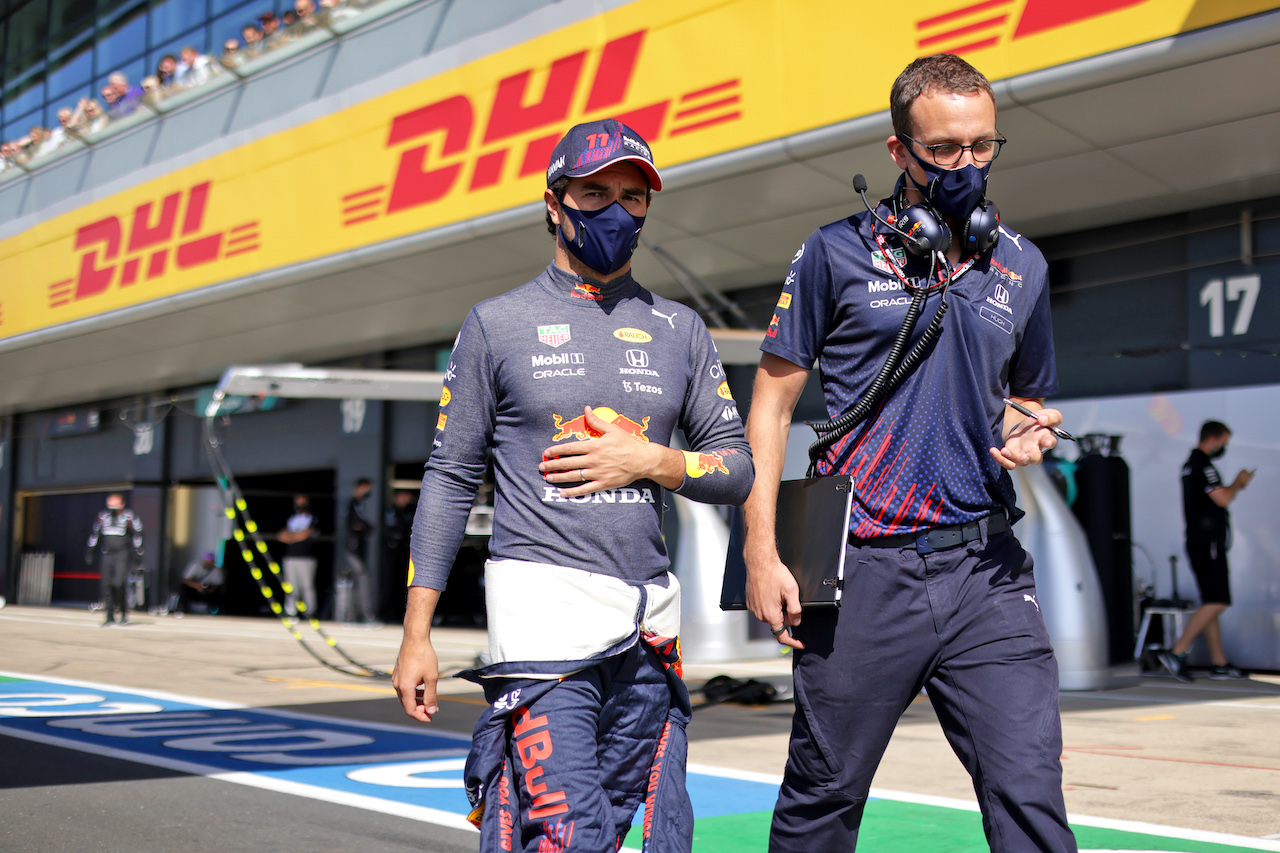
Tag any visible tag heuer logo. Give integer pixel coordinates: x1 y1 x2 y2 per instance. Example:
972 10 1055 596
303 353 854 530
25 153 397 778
871 248 907 274
537 324 571 347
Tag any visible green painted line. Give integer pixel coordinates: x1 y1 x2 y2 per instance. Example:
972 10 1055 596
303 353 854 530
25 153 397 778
624 802 1274 852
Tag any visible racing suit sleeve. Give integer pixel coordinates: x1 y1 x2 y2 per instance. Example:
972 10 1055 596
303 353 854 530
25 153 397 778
671 316 754 506
129 512 144 557
409 310 495 590
88 512 103 549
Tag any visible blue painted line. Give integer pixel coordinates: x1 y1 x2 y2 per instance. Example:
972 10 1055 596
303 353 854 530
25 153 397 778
0 671 779 828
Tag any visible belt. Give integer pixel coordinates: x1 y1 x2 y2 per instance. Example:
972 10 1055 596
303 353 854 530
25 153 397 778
851 511 1010 555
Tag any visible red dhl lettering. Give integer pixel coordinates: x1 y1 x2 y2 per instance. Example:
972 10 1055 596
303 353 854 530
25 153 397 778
47 181 260 309
512 706 570 821
342 28 744 226
915 0 1151 57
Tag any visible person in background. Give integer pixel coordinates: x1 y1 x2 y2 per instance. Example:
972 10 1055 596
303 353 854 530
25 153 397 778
175 46 214 89
221 38 241 67
87 493 144 626
340 477 379 626
382 489 416 619
102 72 144 118
156 54 178 90
279 494 319 617
176 552 225 616
1160 420 1255 681
241 24 265 57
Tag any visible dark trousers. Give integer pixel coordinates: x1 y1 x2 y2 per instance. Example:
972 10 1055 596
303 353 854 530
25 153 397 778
480 643 689 852
770 527 1077 853
100 550 130 622
340 551 374 622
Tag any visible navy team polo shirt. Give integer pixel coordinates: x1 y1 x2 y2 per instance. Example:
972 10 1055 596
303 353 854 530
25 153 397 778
763 207 1058 537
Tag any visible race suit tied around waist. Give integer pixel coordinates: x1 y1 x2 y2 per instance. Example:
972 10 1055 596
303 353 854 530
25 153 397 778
720 476 854 610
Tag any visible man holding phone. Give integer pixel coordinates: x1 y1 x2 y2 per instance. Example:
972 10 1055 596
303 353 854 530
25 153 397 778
1160 420 1254 681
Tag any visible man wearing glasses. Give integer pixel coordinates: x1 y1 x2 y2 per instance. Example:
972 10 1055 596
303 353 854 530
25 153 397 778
742 54 1076 852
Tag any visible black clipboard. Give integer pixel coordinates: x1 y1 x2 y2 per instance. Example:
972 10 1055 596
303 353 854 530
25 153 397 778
720 475 854 610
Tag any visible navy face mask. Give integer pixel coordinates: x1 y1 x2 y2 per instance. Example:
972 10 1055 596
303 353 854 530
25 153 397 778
1210 445 1227 460
558 200 645 276
903 143 991 223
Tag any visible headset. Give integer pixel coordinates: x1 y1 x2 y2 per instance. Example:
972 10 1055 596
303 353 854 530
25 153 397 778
808 173 1001 473
851 173 1000 258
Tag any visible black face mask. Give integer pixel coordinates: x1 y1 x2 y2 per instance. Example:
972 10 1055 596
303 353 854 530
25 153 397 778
1209 445 1226 460
294 503 308 513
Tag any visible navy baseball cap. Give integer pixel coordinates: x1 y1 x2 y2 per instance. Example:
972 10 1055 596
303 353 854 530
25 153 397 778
545 118 663 191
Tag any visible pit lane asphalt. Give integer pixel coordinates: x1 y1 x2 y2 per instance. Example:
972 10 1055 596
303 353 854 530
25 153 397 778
2 604 1279 852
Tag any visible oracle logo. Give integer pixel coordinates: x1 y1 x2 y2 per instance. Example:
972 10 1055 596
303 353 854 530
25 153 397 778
341 29 743 227
48 181 258 309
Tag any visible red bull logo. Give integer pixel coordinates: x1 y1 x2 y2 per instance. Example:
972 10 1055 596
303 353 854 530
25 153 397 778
551 407 650 442
684 450 730 478
571 282 603 301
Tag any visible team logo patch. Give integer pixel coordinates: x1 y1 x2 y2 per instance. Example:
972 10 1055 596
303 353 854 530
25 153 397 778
871 247 907 274
776 293 792 309
716 381 734 400
436 413 447 430
538 324 571 347
614 328 652 343
439 387 451 407
572 282 602 301
551 407 649 442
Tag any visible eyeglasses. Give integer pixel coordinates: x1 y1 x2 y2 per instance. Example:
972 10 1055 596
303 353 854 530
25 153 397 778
900 133 1006 166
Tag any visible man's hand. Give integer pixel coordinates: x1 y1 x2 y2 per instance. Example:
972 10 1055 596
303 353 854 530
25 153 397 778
991 400 1062 470
745 549 805 650
392 634 440 723
1234 469 1256 490
539 406 683 495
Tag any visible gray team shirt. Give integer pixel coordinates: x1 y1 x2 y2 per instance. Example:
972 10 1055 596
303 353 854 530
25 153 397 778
410 264 754 589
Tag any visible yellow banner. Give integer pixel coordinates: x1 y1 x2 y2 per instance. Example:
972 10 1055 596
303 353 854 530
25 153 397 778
2 0 1275 341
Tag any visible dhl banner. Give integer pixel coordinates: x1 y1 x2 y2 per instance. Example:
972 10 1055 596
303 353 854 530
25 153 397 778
1 0 1276 342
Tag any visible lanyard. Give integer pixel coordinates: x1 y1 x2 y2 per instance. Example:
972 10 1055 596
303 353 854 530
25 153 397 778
873 232 977 292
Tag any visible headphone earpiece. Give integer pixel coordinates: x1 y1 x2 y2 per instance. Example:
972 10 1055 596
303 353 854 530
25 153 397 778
960 199 1000 254
893 204 951 256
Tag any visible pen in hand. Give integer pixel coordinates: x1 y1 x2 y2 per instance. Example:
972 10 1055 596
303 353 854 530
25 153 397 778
1002 397 1076 442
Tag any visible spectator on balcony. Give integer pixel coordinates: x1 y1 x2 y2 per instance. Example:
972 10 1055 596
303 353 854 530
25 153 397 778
102 72 144 118
24 126 52 161
241 23 265 57
79 98 109 134
221 38 241 67
156 54 178 90
176 45 214 88
141 75 162 103
319 0 358 25
41 108 75 154
259 11 282 44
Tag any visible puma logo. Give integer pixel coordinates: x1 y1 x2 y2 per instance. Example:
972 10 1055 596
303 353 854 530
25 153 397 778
652 308 676 328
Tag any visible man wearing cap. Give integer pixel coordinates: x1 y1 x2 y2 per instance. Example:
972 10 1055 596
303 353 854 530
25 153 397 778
176 552 225 615
393 118 753 852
